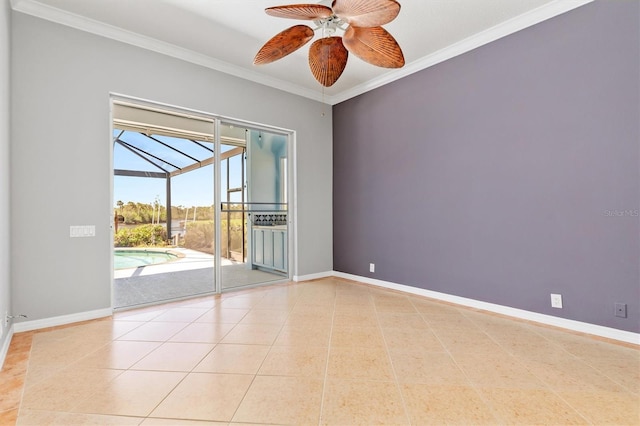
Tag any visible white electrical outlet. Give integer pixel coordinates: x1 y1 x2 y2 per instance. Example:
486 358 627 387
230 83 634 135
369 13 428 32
550 293 563 309
369 263 375 273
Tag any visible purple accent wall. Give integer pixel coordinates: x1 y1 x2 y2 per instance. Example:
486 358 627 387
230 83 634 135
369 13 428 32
333 1 639 332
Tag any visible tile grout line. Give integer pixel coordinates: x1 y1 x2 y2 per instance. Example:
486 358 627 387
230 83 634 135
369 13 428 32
222 290 291 424
527 322 640 396
203 294 262 424
377 293 414 426
3 332 34 423
141 329 214 421
114 303 221 422
75 314 176 419
454 308 593 424
10 279 640 425
419 303 505 424
316 283 338 426
492 322 615 424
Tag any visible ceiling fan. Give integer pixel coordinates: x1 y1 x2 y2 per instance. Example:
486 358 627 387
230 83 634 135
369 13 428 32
254 0 405 87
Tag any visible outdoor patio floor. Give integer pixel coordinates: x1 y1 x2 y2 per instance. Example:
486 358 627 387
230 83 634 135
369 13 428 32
114 248 285 309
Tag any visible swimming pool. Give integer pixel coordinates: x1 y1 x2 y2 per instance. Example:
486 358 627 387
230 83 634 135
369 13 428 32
114 249 179 270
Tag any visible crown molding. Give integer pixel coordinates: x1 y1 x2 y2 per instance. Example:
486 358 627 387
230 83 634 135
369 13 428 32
10 0 325 102
12 0 592 105
329 0 593 104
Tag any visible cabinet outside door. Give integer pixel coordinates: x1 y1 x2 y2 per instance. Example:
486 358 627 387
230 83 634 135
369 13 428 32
252 227 287 272
272 229 287 271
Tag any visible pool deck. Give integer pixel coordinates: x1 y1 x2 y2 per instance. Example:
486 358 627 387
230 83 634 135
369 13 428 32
114 247 286 308
114 248 219 279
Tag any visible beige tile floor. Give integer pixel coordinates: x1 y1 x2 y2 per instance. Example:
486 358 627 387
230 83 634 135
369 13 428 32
2 277 639 425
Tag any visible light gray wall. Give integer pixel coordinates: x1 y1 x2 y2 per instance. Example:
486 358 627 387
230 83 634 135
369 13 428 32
333 1 639 332
0 0 11 356
11 12 333 321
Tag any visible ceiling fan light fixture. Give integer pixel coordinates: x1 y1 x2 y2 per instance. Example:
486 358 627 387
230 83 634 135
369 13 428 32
314 16 344 37
255 0 404 87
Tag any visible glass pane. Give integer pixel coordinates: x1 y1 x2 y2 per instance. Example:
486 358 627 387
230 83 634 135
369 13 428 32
150 135 214 161
220 126 288 291
220 133 248 290
113 130 215 308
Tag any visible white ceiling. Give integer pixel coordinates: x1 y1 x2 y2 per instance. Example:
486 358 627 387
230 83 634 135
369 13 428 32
11 0 591 104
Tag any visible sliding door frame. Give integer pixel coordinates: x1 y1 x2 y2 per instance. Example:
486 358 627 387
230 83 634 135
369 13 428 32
110 93 295 308
217 117 295 293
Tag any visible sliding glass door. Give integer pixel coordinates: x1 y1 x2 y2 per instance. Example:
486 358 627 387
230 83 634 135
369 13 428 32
112 99 292 308
219 122 289 290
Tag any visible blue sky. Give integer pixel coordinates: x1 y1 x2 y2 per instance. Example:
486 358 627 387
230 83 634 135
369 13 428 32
113 131 241 208
114 167 214 208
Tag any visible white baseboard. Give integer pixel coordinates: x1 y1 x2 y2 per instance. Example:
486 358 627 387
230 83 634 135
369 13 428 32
12 308 112 333
0 326 14 371
7 274 637 346
293 271 334 282
333 271 640 346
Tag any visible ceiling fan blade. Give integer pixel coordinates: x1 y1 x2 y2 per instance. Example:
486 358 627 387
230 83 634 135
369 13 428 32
343 25 404 68
265 4 333 20
308 37 349 87
254 25 315 65
332 0 400 27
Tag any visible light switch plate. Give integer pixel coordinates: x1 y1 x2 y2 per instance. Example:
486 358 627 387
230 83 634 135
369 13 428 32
70 225 96 238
